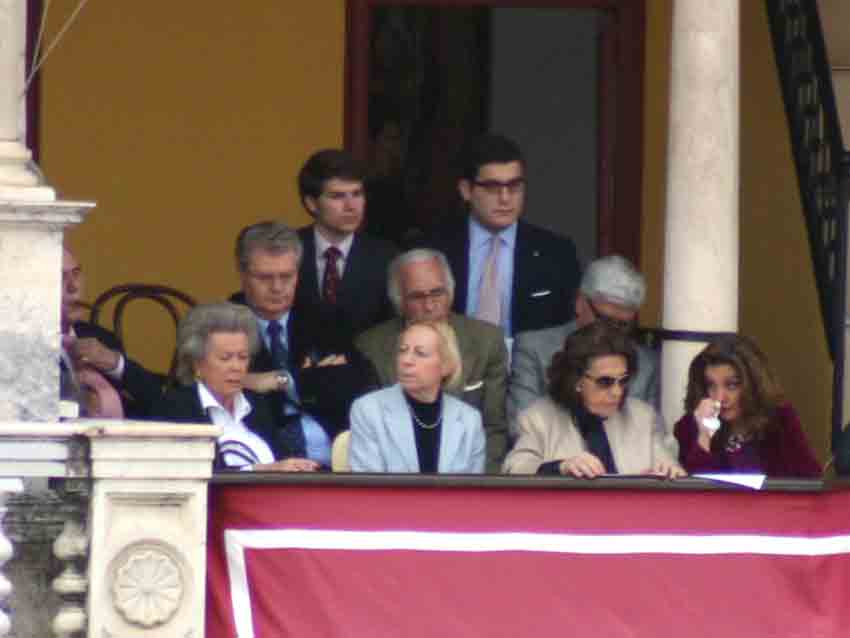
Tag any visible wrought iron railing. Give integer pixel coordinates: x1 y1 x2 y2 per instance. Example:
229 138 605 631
766 0 850 451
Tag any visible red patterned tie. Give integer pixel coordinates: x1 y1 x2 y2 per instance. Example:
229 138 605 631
322 246 342 304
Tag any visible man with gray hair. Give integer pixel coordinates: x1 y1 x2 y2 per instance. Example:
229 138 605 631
229 221 376 467
355 248 509 470
507 255 659 434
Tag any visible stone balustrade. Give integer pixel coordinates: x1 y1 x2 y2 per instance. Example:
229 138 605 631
0 420 218 638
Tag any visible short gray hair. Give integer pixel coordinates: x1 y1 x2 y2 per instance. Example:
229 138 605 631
387 248 456 315
580 255 646 309
175 302 259 385
235 221 302 273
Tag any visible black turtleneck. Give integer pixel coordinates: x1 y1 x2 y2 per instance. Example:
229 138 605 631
404 391 443 473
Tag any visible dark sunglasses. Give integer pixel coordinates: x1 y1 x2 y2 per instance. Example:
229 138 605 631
588 299 636 332
584 373 631 390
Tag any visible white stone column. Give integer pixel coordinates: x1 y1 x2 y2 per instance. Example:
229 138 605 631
0 202 94 422
0 0 95 422
0 0 54 200
661 1 740 426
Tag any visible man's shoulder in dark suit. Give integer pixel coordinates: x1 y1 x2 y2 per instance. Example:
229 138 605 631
419 216 582 334
294 225 398 346
73 320 122 351
512 219 582 334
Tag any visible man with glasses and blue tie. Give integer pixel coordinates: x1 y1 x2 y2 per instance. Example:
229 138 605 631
355 248 509 471
507 255 659 438
230 221 376 468
425 133 582 340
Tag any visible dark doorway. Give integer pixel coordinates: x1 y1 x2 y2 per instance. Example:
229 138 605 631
347 0 645 266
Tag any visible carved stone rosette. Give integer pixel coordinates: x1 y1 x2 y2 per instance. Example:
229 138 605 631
110 543 185 628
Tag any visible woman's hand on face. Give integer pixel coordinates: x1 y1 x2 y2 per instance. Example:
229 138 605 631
693 397 721 451
645 461 687 479
254 458 320 473
693 397 720 422
560 453 606 478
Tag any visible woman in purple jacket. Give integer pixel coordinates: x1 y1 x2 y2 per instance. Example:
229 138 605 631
674 335 821 478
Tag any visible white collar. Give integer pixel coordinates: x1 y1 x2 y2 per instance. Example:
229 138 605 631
197 381 252 422
314 226 355 260
468 216 517 249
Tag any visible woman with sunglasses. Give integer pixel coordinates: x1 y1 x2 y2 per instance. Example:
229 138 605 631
674 335 821 477
503 322 684 478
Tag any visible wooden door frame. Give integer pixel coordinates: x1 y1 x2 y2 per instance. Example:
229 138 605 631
345 0 646 266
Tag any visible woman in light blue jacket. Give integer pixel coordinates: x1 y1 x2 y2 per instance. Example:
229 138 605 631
350 320 485 474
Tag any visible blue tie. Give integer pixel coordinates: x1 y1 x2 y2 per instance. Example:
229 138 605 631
266 320 288 369
266 320 305 458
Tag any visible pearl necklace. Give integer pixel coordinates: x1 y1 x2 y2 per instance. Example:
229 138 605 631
410 407 442 430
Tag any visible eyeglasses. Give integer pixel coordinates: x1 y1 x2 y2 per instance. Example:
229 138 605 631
405 287 448 303
588 299 636 333
584 373 631 390
473 178 526 196
247 271 295 286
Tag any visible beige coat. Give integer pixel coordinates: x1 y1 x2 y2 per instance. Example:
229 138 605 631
503 396 680 475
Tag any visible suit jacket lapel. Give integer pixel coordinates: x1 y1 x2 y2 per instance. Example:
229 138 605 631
383 386 419 471
437 397 464 472
186 385 209 422
511 220 532 323
299 228 322 306
603 409 630 473
338 232 365 305
446 218 471 314
448 314 475 389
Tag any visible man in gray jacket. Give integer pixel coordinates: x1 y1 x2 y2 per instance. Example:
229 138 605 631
506 255 658 436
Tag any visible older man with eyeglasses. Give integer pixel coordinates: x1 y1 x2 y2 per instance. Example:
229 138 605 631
507 255 659 438
355 248 509 471
229 221 378 469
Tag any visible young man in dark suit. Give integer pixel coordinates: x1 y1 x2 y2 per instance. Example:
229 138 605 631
426 134 582 337
294 149 397 349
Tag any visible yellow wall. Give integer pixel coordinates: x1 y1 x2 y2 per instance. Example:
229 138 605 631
640 1 833 460
39 1 345 371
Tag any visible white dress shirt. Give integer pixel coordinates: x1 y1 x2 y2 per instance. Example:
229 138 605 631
196 382 275 467
314 228 354 295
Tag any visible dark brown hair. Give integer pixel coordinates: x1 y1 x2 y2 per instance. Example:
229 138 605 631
547 322 637 411
684 334 785 441
298 149 367 207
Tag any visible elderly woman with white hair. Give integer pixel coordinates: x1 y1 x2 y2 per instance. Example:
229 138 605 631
150 302 318 472
349 320 486 473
